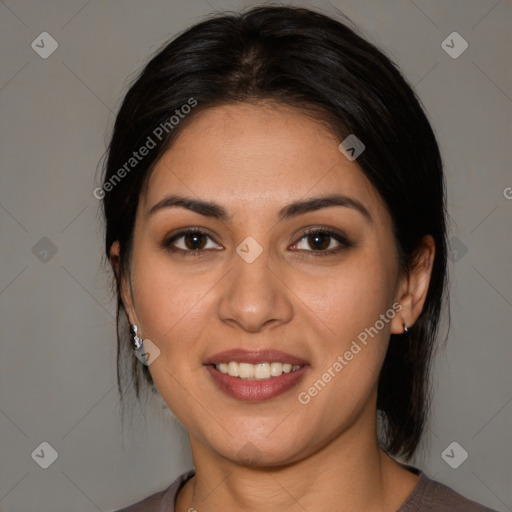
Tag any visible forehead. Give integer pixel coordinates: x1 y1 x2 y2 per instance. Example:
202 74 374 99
143 103 383 218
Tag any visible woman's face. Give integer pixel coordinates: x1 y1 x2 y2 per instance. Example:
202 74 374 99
120 102 410 465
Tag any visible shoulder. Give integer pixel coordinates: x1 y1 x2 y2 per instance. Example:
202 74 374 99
112 469 195 512
399 470 499 512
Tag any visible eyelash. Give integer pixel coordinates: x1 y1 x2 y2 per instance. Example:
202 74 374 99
162 227 353 258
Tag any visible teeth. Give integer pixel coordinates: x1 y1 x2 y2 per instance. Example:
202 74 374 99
270 362 283 377
254 362 270 379
215 361 303 379
227 361 239 377
238 363 254 379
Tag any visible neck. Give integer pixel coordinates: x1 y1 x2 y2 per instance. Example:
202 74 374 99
176 416 418 512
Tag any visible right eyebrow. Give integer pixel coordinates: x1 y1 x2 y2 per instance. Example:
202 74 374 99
147 194 229 220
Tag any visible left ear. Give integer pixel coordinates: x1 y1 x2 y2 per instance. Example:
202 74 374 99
391 235 435 334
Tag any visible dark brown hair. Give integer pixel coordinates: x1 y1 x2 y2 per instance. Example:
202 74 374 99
100 5 448 460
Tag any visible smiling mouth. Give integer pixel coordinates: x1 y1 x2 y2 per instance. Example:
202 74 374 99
214 361 303 380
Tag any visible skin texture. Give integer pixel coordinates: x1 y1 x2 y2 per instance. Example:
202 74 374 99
111 102 435 511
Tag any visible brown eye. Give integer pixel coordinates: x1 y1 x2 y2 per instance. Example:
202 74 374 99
291 228 353 256
306 232 331 251
163 229 222 255
182 232 208 250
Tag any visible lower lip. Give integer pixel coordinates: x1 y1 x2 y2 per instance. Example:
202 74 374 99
205 365 309 401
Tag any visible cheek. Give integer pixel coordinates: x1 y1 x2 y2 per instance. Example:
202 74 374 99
129 250 210 421
295 245 398 401
296 273 395 425
129 247 207 356
308 253 397 342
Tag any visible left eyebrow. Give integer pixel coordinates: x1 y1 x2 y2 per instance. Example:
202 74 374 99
278 194 373 223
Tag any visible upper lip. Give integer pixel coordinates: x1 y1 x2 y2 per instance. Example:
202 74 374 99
204 349 308 366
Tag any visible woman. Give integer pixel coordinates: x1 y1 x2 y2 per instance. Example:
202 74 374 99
101 6 497 511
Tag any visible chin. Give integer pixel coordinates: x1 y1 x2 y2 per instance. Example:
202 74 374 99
204 430 312 468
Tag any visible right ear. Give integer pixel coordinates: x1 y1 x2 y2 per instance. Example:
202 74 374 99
110 241 139 326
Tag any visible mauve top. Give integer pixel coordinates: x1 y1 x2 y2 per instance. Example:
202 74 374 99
115 467 498 511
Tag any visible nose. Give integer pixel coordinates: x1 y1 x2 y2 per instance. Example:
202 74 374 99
216 245 294 333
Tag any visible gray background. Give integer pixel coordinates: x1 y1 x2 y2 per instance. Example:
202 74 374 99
0 0 511 511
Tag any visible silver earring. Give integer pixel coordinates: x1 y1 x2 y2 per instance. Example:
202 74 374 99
131 324 143 350
400 315 409 334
